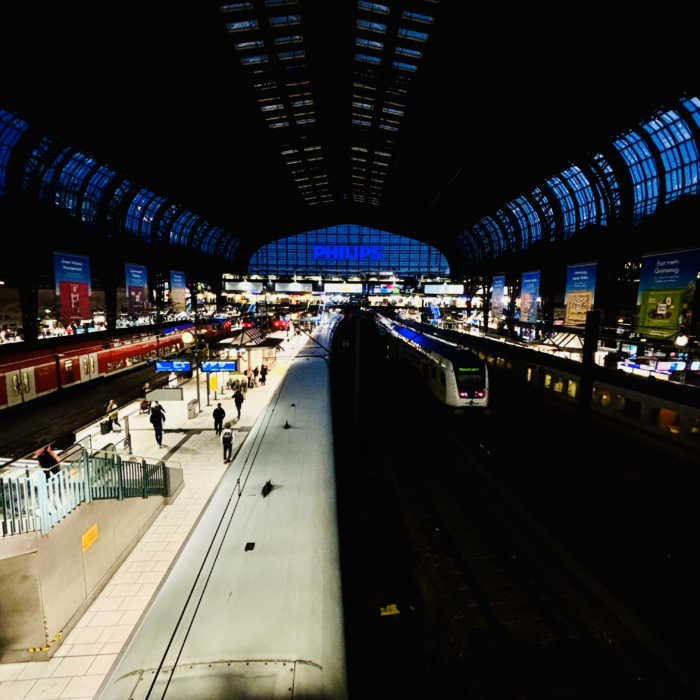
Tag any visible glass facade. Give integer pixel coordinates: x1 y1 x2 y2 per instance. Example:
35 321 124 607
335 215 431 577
248 223 449 276
0 110 29 198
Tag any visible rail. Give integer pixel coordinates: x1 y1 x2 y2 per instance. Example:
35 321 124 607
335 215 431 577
0 451 170 537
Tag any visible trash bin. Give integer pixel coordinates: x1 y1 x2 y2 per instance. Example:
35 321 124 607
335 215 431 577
187 399 198 420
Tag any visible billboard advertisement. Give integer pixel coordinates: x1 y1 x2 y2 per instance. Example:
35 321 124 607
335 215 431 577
564 263 597 325
224 281 264 292
424 284 464 295
636 249 700 338
491 275 506 318
520 271 540 323
170 271 186 312
125 264 149 316
275 282 313 293
53 252 91 323
324 283 363 293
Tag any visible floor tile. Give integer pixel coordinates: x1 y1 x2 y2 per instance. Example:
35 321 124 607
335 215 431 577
85 656 118 677
88 598 124 613
59 675 105 699
64 645 104 658
88 612 124 628
0 679 37 700
96 626 134 644
64 628 103 646
0 666 26 682
16 660 62 681
24 677 71 700
50 656 95 679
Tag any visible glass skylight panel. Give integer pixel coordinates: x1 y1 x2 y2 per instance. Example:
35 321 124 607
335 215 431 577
395 46 422 58
269 121 289 128
356 53 381 64
292 99 313 106
227 19 259 31
242 54 268 64
358 1 390 13
545 175 577 237
375 150 391 156
261 103 284 111
612 131 659 224
295 177 309 181
304 145 321 151
307 156 323 161
296 118 316 124
351 157 368 162
392 61 417 72
380 124 398 131
352 146 369 151
357 38 384 50
275 35 303 44
373 161 389 166
254 81 277 90
286 159 302 164
220 3 253 11
236 40 264 50
352 119 372 127
398 27 428 41
353 82 377 90
560 166 598 230
279 50 305 59
353 102 374 110
503 196 541 247
357 19 387 33
383 107 403 116
270 15 300 26
402 11 433 23
266 0 298 5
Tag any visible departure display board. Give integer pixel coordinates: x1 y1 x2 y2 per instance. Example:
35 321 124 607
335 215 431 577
201 361 239 372
155 361 191 372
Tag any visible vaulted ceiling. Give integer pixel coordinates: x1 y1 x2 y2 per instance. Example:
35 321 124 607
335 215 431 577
1 1 697 269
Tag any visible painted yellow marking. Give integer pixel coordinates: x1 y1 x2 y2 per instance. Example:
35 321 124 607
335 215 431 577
82 524 98 552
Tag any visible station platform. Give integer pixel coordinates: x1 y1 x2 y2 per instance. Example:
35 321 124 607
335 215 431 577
0 330 324 700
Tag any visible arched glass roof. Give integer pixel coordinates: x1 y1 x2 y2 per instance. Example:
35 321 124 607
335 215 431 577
458 93 700 266
0 110 29 199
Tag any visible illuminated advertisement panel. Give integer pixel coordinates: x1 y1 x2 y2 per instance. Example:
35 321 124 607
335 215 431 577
170 271 186 312
520 271 540 323
636 249 700 338
491 275 505 318
125 263 149 316
201 361 239 372
53 252 91 323
275 282 313 293
564 263 597 325
324 283 363 293
424 284 464 295
155 361 191 372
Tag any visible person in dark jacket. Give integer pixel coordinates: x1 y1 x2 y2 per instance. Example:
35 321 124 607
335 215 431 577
221 422 234 463
233 389 244 420
150 404 166 448
260 365 268 386
213 403 225 435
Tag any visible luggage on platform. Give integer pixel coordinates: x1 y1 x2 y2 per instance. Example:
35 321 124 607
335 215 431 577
100 420 111 435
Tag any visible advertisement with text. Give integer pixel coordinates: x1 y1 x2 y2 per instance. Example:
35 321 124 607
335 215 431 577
564 263 597 325
170 271 187 313
53 252 91 323
125 264 149 316
520 271 541 323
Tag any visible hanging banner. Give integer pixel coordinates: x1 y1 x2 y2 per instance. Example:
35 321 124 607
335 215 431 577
564 263 597 325
53 252 91 323
636 249 700 338
125 263 149 316
520 271 541 323
491 275 506 318
170 271 186 312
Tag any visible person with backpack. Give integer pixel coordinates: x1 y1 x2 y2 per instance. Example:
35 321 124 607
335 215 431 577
233 389 244 420
221 422 234 463
106 400 121 431
260 364 268 386
150 403 166 448
213 403 226 435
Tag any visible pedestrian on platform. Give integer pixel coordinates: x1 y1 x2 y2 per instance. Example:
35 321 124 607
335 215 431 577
233 389 244 420
213 403 225 435
106 400 121 431
253 366 259 383
240 377 248 400
150 404 166 448
260 365 268 386
221 422 234 463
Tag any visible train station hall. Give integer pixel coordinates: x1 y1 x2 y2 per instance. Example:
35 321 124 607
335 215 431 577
1 3 700 699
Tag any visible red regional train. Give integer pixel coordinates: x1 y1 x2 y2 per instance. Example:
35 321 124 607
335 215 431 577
0 321 231 411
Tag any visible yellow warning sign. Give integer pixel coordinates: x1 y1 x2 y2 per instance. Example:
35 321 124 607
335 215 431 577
82 524 98 552
380 604 400 616
209 375 217 391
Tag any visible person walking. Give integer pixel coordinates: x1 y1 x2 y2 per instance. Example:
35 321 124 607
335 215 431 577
150 403 166 448
233 389 244 420
260 364 268 386
221 422 234 463
213 403 225 435
241 375 248 398
253 366 259 383
106 400 122 431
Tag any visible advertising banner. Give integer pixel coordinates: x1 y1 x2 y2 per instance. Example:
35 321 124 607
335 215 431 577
275 282 313 293
323 283 363 293
125 264 149 316
170 271 186 312
564 263 597 325
224 281 264 292
520 271 541 323
424 284 464 295
636 249 700 338
53 252 91 323
491 275 506 318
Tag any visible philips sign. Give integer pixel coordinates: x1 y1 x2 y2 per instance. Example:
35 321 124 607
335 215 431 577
313 245 382 260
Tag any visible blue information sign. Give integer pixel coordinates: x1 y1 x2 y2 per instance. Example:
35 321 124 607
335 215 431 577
155 361 191 372
200 361 239 372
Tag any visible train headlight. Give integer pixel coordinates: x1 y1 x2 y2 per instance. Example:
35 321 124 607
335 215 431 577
676 335 689 347
182 331 195 345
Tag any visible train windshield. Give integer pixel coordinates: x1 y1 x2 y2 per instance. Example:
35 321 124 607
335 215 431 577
455 366 484 392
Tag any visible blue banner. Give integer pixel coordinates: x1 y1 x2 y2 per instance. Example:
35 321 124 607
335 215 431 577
491 275 506 319
155 361 191 372
170 270 186 312
53 252 92 322
636 249 700 338
201 361 239 372
125 263 149 316
564 263 597 325
520 271 540 323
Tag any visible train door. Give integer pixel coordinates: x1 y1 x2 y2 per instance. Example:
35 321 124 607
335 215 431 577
79 353 99 382
64 359 76 384
5 368 37 406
